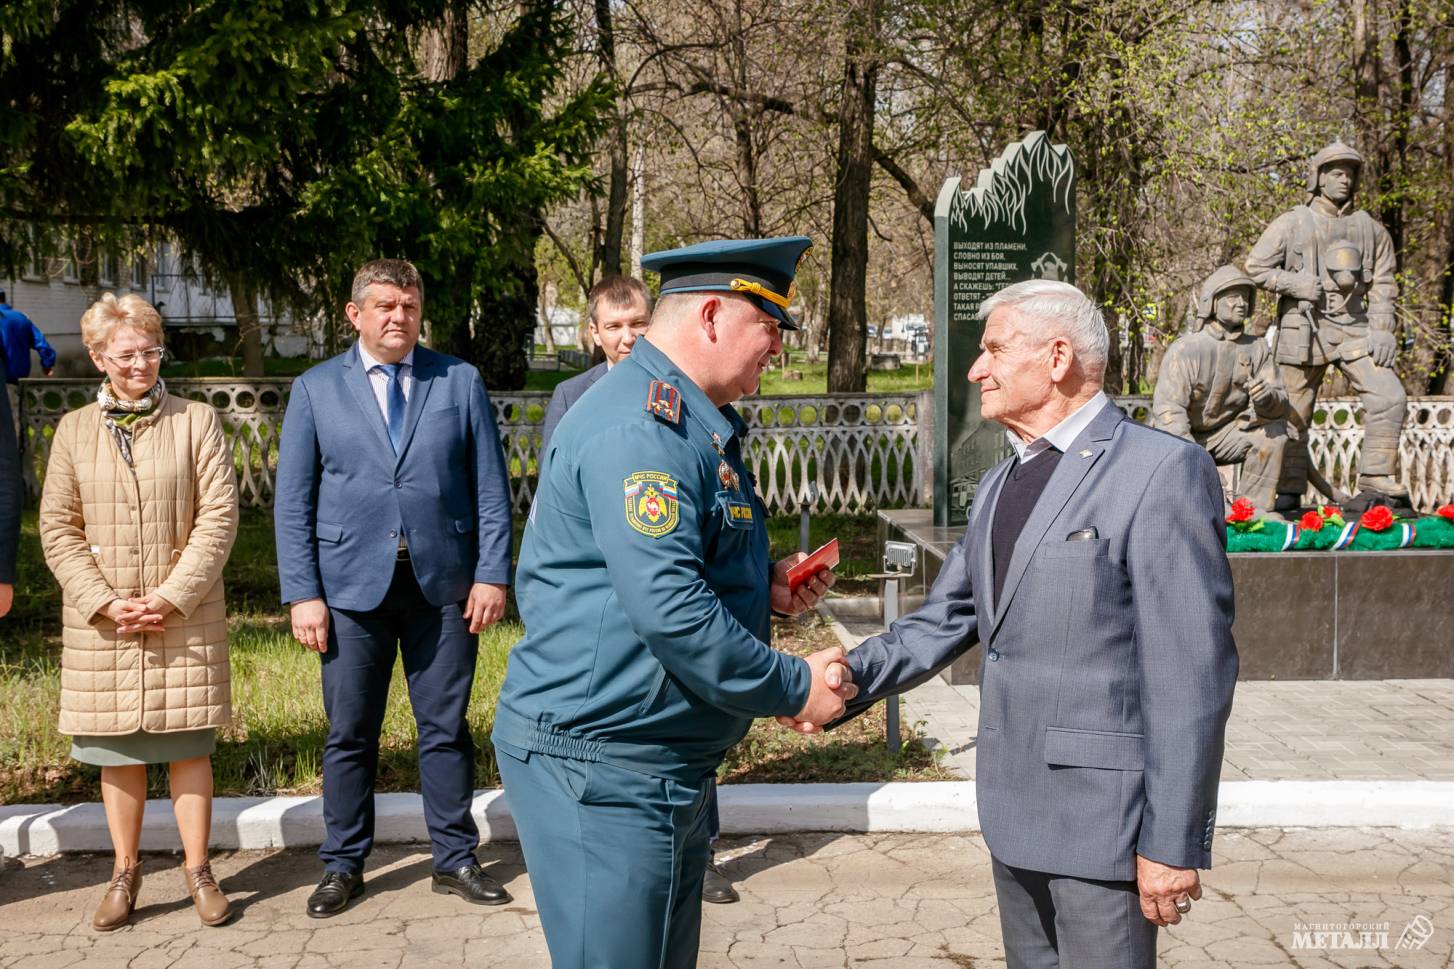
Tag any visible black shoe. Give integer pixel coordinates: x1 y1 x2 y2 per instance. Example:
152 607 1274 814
431 863 512 906
702 860 740 904
307 871 364 918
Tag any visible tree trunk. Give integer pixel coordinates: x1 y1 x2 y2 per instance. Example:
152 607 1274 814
472 216 541 391
417 1 471 361
540 283 558 354
733 109 763 236
825 0 881 394
1382 0 1414 264
227 272 265 378
630 142 646 278
419 2 467 81
595 0 627 277
1429 54 1454 393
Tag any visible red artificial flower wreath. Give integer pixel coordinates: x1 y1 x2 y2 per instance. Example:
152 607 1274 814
1360 505 1395 532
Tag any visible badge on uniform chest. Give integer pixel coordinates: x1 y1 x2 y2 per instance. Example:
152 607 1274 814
716 460 740 491
717 493 755 528
710 431 741 491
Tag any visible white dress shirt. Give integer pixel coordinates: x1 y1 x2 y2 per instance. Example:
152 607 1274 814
356 343 415 552
356 343 414 420
1006 390 1109 464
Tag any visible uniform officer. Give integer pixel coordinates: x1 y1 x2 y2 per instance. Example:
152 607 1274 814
538 272 742 904
1152 266 1290 511
492 236 853 969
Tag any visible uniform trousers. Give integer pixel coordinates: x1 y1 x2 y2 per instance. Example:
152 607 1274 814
992 857 1157 969
319 559 480 874
496 743 714 969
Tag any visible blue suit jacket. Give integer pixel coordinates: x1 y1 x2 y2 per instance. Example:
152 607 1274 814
0 304 55 382
0 355 20 584
842 400 1238 881
274 344 513 611
540 361 608 451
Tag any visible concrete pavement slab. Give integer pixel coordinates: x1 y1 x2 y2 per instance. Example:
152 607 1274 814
2 830 1449 968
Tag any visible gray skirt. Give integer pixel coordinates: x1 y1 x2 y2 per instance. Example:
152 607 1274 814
70 729 217 767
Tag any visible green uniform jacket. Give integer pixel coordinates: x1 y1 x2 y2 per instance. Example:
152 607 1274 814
493 337 811 783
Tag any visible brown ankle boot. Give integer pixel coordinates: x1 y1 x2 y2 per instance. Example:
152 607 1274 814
183 861 232 926
93 858 143 931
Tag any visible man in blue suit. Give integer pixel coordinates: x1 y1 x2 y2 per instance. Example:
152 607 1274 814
275 259 514 917
785 280 1238 968
541 274 651 450
0 355 19 619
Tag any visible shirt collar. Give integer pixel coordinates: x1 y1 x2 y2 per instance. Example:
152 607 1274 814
357 342 414 373
1005 390 1109 462
627 337 739 443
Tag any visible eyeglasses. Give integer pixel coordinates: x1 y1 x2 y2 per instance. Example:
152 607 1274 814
99 347 165 367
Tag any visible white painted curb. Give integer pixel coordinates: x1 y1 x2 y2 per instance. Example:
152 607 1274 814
2 781 1449 857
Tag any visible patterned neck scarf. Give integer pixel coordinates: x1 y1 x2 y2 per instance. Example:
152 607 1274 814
97 377 167 466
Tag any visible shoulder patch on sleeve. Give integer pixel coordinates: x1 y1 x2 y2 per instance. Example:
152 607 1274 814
624 471 680 537
646 380 682 425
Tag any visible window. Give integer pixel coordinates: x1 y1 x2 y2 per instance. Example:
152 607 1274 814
100 249 120 286
61 241 79 283
22 226 44 281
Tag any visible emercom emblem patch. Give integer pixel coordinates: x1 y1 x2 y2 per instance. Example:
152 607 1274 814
624 471 680 538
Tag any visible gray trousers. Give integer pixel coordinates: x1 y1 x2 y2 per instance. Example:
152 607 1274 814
993 857 1157 969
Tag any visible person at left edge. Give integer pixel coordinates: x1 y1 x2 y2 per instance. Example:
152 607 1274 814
0 354 21 621
274 259 514 918
493 235 851 969
0 288 56 437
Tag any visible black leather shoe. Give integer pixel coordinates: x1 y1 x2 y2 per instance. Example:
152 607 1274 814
307 871 364 918
431 864 512 906
702 859 740 904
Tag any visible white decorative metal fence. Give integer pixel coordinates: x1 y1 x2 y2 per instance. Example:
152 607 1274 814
17 379 1454 513
1117 395 1454 511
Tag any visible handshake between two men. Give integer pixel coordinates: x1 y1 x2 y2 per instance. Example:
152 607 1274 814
768 550 859 732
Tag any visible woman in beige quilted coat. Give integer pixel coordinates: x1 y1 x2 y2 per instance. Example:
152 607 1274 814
40 293 239 931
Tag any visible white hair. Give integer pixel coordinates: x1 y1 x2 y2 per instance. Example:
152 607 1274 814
977 279 1109 378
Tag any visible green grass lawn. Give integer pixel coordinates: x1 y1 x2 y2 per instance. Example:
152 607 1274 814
0 507 939 803
161 357 315 379
756 359 933 396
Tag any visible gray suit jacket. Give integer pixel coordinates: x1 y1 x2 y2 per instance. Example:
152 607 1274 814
843 400 1237 881
541 362 608 451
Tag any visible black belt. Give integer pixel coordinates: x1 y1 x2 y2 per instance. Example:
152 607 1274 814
396 546 411 562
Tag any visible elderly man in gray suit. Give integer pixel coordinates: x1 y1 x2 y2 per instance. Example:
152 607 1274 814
541 275 650 449
785 279 1238 967
0 355 19 619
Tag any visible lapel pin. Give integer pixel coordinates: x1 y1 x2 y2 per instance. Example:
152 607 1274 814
1079 449 1092 458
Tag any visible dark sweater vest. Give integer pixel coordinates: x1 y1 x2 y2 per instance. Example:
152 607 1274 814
991 447 1063 609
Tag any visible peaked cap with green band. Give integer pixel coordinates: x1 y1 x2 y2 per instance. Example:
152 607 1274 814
641 236 812 330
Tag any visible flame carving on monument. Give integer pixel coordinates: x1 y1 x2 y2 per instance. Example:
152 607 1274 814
949 131 1074 235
